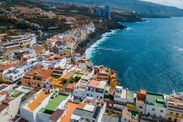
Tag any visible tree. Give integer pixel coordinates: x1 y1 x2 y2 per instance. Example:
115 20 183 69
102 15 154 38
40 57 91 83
42 43 49 51
2 54 9 61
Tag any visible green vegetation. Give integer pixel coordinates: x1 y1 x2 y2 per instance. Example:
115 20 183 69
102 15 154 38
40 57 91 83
0 15 34 30
72 73 83 82
40 92 68 114
105 108 121 117
104 91 113 101
9 89 23 99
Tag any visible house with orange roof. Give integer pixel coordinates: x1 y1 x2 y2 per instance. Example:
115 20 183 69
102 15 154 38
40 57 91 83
21 67 53 90
93 66 110 81
20 89 52 122
61 71 75 83
0 61 19 72
85 80 107 102
59 101 80 122
136 89 147 113
36 91 70 122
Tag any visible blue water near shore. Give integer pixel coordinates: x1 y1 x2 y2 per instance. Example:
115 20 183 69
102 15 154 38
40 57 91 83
86 17 183 94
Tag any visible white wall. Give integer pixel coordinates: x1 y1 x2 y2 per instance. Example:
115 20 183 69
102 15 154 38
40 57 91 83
145 105 166 118
20 91 53 122
0 93 24 122
37 112 51 122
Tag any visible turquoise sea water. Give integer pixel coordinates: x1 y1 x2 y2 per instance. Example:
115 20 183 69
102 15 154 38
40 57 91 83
86 17 183 94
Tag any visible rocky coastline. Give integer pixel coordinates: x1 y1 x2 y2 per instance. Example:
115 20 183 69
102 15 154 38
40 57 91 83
75 20 127 54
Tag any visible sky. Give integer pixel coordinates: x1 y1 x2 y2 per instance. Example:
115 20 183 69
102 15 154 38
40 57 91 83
141 0 183 9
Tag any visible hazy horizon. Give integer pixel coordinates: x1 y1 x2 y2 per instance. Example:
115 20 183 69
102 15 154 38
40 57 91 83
141 0 183 9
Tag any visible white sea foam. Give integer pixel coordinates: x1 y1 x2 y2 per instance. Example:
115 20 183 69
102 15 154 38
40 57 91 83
173 46 183 52
85 30 118 59
126 27 133 31
96 47 122 52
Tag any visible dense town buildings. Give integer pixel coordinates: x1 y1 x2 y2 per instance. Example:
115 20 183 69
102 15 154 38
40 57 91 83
0 9 183 122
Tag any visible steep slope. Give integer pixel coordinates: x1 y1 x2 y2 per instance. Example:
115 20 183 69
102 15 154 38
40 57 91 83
56 0 183 17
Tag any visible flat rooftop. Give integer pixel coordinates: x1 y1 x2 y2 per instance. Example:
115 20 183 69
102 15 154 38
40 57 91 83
60 102 79 122
23 67 53 81
121 89 127 99
88 80 106 89
27 91 51 111
9 89 23 99
127 90 135 101
40 92 68 114
147 92 165 108
62 72 75 80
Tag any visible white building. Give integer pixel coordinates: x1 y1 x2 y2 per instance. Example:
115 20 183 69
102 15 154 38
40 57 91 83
9 48 36 60
37 92 70 122
40 58 66 69
165 96 183 122
73 75 91 101
145 92 167 118
0 89 25 122
85 80 106 102
20 89 52 122
2 33 36 49
2 58 38 82
71 98 106 122
113 86 127 110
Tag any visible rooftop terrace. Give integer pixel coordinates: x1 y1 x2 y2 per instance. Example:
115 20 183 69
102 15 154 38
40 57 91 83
146 92 165 108
88 80 106 89
9 89 23 99
40 92 68 114
127 90 135 100
27 91 51 111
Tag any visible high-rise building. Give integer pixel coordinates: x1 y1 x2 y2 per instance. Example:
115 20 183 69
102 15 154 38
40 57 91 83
95 7 102 17
104 5 111 19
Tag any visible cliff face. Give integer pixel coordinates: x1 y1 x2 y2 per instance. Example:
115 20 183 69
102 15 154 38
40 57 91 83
75 20 126 54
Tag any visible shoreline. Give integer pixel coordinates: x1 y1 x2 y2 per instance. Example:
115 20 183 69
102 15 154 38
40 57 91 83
85 29 119 59
78 19 183 94
75 20 127 54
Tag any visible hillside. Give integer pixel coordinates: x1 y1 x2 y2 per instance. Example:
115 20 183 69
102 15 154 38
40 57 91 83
51 0 183 17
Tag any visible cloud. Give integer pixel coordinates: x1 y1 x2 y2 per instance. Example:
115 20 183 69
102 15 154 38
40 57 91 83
141 0 183 9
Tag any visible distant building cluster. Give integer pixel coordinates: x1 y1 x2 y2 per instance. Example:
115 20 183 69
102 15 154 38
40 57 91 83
0 20 183 122
95 5 111 20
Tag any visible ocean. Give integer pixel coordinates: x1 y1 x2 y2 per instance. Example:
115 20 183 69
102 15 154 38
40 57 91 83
86 17 183 94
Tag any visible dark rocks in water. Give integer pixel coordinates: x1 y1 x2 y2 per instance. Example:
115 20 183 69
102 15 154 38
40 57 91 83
75 20 126 54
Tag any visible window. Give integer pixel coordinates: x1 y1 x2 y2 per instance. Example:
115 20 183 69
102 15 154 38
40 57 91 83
139 106 143 109
160 110 163 113
152 108 155 111
170 112 173 115
176 113 179 116
87 94 89 96
100 96 103 99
